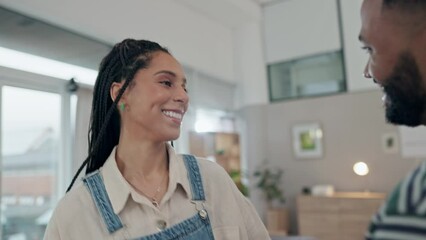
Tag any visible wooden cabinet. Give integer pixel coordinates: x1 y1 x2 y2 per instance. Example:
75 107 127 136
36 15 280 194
297 192 386 240
267 208 290 236
188 132 240 173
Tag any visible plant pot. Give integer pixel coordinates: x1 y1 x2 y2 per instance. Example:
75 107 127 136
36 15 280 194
266 207 289 235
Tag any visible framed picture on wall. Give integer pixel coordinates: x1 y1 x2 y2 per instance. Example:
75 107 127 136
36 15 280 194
381 132 399 154
292 123 323 159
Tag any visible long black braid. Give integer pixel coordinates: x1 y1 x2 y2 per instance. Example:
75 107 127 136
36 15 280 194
66 39 169 192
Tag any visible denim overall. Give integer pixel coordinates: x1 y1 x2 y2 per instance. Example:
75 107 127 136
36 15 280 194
83 154 215 240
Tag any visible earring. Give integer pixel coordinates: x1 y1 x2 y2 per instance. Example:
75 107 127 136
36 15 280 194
119 102 125 111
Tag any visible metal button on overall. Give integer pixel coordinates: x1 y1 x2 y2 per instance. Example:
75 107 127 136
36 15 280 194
199 209 207 219
156 220 167 230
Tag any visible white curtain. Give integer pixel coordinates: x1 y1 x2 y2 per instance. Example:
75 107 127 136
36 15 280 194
73 86 93 177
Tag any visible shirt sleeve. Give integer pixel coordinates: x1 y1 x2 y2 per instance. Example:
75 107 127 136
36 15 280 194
240 196 271 240
43 210 61 240
365 161 426 240
225 172 270 240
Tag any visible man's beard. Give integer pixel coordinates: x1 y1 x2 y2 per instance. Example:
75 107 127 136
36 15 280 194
383 52 426 127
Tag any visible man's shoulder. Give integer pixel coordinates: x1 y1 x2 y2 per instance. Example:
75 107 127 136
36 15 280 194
366 162 426 239
384 161 426 216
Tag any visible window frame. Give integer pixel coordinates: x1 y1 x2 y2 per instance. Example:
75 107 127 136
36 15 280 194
267 50 347 102
0 66 73 214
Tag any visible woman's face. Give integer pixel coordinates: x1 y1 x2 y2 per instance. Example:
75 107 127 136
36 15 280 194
115 51 189 142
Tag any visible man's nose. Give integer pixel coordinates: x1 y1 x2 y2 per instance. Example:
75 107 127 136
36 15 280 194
363 60 372 79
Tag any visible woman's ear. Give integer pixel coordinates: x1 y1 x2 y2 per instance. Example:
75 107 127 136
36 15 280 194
110 81 125 103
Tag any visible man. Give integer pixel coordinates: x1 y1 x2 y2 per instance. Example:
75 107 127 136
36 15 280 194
359 0 426 239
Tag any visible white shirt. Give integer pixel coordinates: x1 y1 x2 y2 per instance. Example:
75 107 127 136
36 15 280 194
44 144 270 239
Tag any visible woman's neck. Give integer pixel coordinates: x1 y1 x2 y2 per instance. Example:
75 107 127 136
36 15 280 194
115 138 170 206
115 138 169 180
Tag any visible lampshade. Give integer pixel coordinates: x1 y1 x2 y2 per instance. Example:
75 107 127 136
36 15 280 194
353 162 369 176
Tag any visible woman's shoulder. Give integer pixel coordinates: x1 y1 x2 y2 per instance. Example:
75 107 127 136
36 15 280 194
186 155 227 173
44 180 108 238
50 180 94 220
181 155 231 184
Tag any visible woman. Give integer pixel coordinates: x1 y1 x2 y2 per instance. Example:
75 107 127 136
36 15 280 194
44 39 270 239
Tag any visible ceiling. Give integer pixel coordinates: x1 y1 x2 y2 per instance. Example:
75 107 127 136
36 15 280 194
0 0 279 71
176 0 280 28
0 7 111 69
252 0 277 4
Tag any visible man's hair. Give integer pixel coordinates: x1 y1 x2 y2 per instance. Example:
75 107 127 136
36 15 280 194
383 0 426 12
382 0 426 29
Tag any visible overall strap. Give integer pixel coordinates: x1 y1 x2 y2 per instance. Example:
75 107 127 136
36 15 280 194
182 154 206 201
83 171 124 234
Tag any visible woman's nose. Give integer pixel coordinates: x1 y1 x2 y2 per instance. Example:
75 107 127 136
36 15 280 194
174 87 189 103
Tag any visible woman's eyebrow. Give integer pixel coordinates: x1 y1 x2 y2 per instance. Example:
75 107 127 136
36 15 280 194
154 70 176 77
154 70 187 84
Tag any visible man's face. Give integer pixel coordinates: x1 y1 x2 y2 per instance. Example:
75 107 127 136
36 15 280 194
359 0 426 126
381 53 425 126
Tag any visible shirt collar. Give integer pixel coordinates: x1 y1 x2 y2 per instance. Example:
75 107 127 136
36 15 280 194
165 144 191 200
101 147 130 215
101 143 191 214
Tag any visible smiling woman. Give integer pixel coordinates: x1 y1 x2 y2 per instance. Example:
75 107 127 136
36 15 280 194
109 51 189 143
43 39 269 240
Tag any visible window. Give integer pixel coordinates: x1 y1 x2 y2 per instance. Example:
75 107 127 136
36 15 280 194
268 51 346 101
194 108 235 133
1 86 61 240
0 7 105 238
0 67 73 239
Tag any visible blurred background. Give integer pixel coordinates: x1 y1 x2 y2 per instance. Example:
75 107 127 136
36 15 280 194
0 0 424 239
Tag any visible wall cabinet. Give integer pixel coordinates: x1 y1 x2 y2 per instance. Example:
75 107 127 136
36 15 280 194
297 192 385 240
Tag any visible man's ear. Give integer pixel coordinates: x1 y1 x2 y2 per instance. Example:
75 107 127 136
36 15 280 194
110 81 125 103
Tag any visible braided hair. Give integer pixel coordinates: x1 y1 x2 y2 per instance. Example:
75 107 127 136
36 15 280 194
67 39 169 192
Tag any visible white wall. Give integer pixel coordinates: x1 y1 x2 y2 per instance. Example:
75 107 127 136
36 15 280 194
263 0 377 92
263 0 341 64
234 22 269 107
178 0 261 28
0 0 271 109
0 0 236 83
239 90 421 234
0 0 381 104
340 0 376 91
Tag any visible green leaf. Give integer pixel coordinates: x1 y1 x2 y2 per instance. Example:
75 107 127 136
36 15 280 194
253 165 285 205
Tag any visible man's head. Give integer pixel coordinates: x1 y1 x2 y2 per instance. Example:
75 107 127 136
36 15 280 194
359 0 426 127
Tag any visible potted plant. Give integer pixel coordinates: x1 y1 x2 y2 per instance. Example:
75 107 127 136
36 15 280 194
229 169 249 197
254 167 289 236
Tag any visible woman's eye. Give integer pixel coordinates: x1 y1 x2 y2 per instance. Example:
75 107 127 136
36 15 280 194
161 80 172 87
